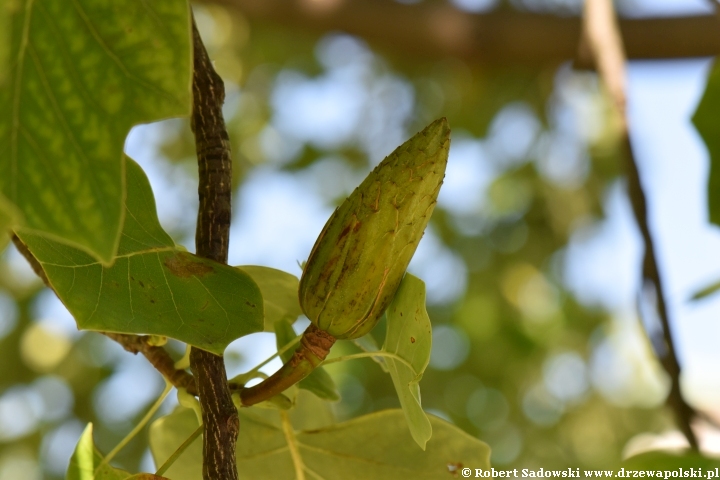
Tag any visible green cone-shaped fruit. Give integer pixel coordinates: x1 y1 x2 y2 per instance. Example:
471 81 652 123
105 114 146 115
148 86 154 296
299 118 450 339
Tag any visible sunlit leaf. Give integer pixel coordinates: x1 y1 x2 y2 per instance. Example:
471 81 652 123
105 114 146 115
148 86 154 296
19 158 263 354
275 318 340 401
693 60 720 226
0 0 191 263
382 273 433 450
150 406 489 480
238 265 302 330
66 423 131 480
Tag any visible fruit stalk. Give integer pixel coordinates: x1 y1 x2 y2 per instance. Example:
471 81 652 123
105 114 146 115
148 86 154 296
239 325 335 406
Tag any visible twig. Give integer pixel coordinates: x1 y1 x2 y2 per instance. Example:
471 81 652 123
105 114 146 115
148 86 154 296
188 14 239 480
104 332 197 396
238 324 335 406
155 424 204 476
624 140 699 450
581 0 698 450
10 234 197 395
94 381 173 477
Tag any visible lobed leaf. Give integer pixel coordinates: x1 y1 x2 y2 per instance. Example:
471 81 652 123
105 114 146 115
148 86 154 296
0 0 191 263
237 265 302 331
150 405 490 480
382 273 433 450
19 158 263 355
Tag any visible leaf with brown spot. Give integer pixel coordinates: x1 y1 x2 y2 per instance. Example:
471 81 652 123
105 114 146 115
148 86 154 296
19 159 263 355
164 253 213 278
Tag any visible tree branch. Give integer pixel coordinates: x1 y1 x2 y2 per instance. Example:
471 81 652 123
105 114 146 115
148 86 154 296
104 332 197 396
206 0 720 66
581 0 698 450
189 14 239 480
10 234 197 395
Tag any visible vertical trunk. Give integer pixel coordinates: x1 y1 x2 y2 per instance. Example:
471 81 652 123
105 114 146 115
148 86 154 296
189 14 240 480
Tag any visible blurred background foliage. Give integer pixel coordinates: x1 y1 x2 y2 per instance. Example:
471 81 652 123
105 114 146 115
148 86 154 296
1 0 717 477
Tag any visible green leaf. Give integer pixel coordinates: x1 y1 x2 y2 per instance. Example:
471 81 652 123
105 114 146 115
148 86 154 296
66 423 131 480
149 408 202 480
352 332 389 372
0 0 191 263
623 450 720 470
150 406 489 480
382 273 433 450
287 389 336 431
290 411 488 479
237 265 302 331
690 277 720 301
693 60 720 226
0 3 9 87
0 200 14 253
275 318 340 401
19 158 263 354
150 391 334 480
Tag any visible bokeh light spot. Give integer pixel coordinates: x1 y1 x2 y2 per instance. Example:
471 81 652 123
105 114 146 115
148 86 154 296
430 324 470 370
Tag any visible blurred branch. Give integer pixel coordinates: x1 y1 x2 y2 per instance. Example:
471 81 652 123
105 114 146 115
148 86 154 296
206 0 720 66
103 333 198 396
581 0 699 450
189 13 239 480
9 234 197 395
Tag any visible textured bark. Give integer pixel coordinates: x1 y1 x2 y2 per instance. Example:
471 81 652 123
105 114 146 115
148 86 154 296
189 15 239 480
